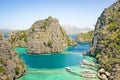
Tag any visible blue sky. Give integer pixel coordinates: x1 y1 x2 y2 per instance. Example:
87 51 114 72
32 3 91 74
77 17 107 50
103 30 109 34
0 0 116 30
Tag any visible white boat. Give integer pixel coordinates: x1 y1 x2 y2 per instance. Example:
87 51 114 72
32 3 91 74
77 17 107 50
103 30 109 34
83 70 92 73
81 71 96 78
80 60 88 65
81 73 96 78
82 52 87 56
80 60 96 68
65 67 72 72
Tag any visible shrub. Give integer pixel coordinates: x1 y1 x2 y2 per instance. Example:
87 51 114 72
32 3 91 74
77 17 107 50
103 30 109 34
15 66 20 75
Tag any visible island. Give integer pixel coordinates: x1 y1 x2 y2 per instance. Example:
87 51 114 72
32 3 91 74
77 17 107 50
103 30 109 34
9 17 76 54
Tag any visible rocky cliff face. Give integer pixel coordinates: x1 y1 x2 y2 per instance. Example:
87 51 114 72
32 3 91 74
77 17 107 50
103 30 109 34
0 33 26 80
27 17 75 53
75 30 93 42
90 0 120 80
9 17 76 54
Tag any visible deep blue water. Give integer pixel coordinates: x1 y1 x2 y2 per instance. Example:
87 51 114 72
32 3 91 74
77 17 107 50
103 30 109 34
3 33 9 38
16 43 89 69
67 42 90 52
20 53 83 69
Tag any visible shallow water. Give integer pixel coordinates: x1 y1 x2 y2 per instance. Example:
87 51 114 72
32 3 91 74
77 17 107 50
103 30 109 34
15 42 99 80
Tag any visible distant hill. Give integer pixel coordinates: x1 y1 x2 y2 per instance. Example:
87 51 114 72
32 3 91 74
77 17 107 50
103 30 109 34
76 30 93 42
0 29 11 34
62 25 92 34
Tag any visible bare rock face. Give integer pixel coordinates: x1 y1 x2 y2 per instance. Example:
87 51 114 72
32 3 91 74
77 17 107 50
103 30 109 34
0 33 26 80
90 0 120 80
98 68 110 80
111 64 120 80
27 17 74 53
9 17 75 54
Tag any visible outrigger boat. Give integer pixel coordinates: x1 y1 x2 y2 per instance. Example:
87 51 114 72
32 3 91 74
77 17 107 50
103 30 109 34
80 60 96 68
81 73 96 78
80 60 88 65
80 70 96 78
82 52 88 56
65 67 72 72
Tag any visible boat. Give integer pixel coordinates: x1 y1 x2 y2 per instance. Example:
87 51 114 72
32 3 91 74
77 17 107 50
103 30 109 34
80 65 87 68
80 60 88 65
82 52 87 56
80 60 96 68
81 73 96 78
65 67 72 72
81 70 96 78
83 70 92 74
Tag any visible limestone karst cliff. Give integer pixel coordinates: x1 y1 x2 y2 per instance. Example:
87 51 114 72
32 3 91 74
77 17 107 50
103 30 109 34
0 33 26 80
9 17 76 54
90 0 120 80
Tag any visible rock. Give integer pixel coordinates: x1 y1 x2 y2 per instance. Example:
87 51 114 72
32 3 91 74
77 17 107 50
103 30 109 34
100 74 108 80
98 68 110 80
89 0 120 80
0 33 26 80
105 72 110 77
99 68 105 72
27 17 75 53
110 64 120 80
98 68 110 78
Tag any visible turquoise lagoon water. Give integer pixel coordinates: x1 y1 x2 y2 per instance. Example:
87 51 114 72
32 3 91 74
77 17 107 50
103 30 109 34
15 42 99 80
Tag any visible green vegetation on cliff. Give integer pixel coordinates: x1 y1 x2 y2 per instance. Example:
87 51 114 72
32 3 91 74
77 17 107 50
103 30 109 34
0 33 3 40
9 30 28 47
76 30 93 42
15 66 20 75
0 67 6 73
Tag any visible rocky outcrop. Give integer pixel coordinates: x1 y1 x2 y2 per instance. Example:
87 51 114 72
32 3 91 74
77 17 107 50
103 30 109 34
75 30 93 42
0 33 26 80
9 17 76 54
27 17 75 53
90 0 120 80
98 68 110 80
